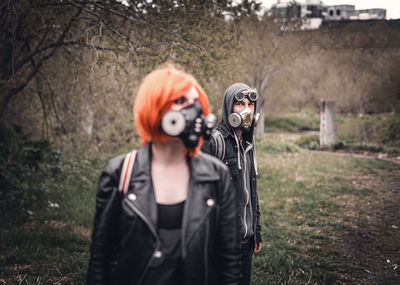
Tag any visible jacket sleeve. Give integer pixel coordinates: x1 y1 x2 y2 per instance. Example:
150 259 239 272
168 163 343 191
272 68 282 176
254 154 262 243
216 166 241 284
87 156 123 285
255 188 262 243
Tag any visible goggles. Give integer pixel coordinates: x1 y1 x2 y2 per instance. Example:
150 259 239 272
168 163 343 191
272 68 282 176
234 89 258 102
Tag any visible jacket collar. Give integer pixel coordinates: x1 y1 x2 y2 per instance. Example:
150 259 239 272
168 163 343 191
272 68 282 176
217 122 234 139
189 153 220 182
131 144 220 182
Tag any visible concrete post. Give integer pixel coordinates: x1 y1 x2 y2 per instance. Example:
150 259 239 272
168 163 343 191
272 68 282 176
320 100 336 147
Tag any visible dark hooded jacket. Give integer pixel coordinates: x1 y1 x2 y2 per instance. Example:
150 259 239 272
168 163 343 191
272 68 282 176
87 144 241 285
201 83 262 244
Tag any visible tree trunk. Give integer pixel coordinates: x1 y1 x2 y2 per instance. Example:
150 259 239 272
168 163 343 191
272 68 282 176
255 98 265 138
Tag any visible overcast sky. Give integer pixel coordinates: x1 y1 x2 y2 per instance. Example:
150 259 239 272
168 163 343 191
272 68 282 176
259 0 400 19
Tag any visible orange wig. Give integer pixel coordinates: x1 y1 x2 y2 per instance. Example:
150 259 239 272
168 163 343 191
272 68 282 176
134 64 210 156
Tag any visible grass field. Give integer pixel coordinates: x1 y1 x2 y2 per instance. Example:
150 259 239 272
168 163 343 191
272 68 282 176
1 134 399 284
253 135 400 284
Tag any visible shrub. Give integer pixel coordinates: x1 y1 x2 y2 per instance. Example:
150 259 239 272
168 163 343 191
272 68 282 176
260 140 301 154
382 113 400 147
295 134 320 150
265 115 319 133
0 123 61 225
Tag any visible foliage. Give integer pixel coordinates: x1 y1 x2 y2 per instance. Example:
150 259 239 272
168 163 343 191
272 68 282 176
382 113 400 147
1 0 259 152
257 135 302 154
335 113 400 148
332 140 385 153
0 0 259 113
295 134 320 150
265 113 319 132
0 123 61 225
0 125 115 283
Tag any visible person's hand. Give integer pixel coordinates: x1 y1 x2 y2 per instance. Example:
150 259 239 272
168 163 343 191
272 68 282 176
254 242 262 254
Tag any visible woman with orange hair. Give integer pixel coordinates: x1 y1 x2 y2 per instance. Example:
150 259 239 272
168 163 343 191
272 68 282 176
87 64 241 285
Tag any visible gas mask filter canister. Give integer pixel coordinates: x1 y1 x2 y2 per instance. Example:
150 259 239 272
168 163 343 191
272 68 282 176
161 102 216 149
228 107 254 128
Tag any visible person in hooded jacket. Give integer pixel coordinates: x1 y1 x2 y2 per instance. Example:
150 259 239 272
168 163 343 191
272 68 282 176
201 83 262 285
87 64 241 285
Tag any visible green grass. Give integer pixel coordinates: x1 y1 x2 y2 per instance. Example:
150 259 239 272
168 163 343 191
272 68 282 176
1 133 399 284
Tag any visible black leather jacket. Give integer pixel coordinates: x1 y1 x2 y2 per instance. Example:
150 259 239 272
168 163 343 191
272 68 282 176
87 144 241 285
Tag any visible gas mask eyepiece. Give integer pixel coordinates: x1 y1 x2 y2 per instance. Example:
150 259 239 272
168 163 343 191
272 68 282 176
161 102 216 149
228 107 254 128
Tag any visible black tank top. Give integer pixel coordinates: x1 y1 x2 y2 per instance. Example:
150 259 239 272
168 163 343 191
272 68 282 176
142 201 186 285
157 200 185 229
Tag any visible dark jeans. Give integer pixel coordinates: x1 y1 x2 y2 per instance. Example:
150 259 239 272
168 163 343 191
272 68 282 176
240 239 254 285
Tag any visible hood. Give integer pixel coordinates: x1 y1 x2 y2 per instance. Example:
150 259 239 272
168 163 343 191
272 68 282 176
220 83 257 140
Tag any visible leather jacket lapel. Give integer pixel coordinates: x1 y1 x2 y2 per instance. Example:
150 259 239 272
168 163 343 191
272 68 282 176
182 154 220 255
125 145 157 232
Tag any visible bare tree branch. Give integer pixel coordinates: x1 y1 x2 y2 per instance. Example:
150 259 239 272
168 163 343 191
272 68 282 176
1 8 82 117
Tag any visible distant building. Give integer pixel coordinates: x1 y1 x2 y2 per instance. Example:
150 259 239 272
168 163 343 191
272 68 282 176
352 9 387 20
271 0 327 19
271 0 327 30
324 6 386 21
325 5 356 21
270 0 386 29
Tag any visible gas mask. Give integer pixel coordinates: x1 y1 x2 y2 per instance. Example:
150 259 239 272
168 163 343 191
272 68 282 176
161 102 216 149
228 107 254 129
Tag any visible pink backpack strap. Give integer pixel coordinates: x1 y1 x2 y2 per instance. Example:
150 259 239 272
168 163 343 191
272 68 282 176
118 150 137 197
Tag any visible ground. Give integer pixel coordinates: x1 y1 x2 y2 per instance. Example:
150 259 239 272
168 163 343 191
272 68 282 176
333 163 400 283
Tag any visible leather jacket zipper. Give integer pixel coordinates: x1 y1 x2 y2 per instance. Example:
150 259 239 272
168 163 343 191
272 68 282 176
181 177 195 259
125 199 161 284
204 217 209 285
